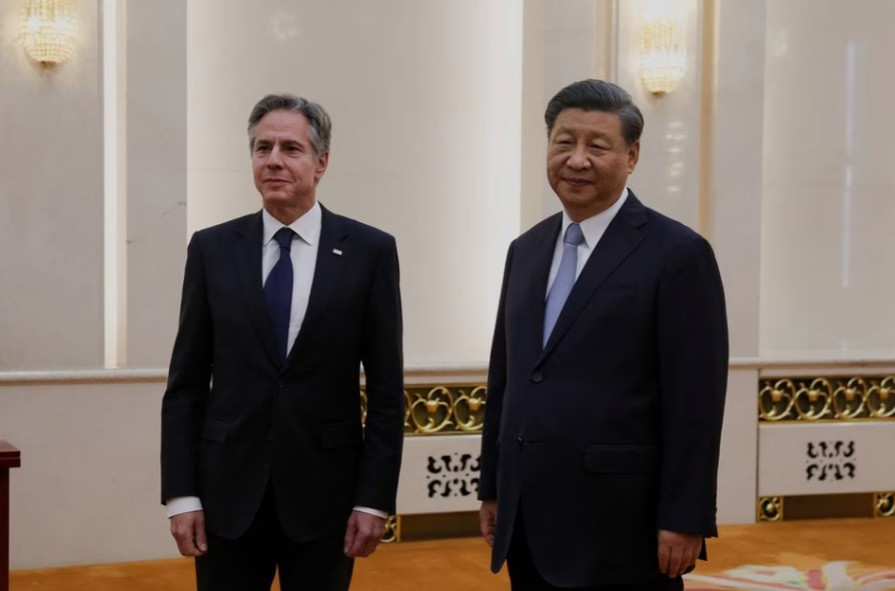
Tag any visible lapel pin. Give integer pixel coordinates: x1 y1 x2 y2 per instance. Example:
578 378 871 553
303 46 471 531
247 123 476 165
333 249 343 256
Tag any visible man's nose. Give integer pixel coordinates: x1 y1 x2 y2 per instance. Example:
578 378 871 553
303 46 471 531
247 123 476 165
266 146 284 167
566 146 589 169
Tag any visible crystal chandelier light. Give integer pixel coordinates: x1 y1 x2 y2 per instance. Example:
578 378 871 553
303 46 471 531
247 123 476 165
639 2 686 95
21 0 78 66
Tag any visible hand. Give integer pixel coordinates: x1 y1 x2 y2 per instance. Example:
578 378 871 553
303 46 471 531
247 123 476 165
343 510 386 558
480 500 498 547
170 510 208 557
657 530 702 578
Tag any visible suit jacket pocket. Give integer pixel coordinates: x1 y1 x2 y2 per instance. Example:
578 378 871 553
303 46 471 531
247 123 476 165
202 417 233 443
319 421 362 449
583 445 658 474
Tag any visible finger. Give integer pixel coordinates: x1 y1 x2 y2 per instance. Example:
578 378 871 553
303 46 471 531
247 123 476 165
679 546 698 576
172 521 197 557
479 515 490 541
367 525 385 555
667 544 684 579
657 538 671 574
343 515 359 556
172 530 189 557
362 536 380 558
360 533 381 558
346 528 369 558
354 526 378 558
194 514 208 555
480 507 496 547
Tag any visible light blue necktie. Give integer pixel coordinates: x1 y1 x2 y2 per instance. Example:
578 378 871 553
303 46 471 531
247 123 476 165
263 227 295 359
543 222 584 346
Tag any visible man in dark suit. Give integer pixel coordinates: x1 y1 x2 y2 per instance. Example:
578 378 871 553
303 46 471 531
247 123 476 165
478 79 728 590
161 94 404 591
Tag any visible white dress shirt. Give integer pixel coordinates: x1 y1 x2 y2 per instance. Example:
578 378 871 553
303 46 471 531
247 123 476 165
261 203 321 354
167 202 385 520
546 188 629 295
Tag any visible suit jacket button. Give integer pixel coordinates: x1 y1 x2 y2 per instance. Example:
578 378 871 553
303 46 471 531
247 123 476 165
276 378 286 389
516 436 523 444
531 371 543 383
267 430 274 441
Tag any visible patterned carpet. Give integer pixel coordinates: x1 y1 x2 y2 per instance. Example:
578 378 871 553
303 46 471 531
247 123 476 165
685 562 895 590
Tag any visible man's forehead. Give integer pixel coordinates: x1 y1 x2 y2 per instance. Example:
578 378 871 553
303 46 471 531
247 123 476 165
257 111 309 131
254 114 311 141
551 109 621 134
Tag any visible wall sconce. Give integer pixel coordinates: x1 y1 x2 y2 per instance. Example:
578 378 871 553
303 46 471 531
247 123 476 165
21 0 78 66
638 2 686 95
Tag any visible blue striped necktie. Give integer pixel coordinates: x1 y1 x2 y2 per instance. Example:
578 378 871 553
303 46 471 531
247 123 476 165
543 222 584 346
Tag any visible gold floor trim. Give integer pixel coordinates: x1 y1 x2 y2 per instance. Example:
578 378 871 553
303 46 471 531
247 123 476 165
758 493 895 521
874 492 895 518
757 496 783 522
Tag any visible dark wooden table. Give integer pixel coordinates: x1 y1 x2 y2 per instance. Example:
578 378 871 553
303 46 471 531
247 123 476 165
0 441 21 591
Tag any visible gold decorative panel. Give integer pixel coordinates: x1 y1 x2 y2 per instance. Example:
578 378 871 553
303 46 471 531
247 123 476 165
360 384 488 435
759 376 895 422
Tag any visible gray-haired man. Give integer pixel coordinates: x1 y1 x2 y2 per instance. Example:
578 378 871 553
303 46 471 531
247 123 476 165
161 94 405 590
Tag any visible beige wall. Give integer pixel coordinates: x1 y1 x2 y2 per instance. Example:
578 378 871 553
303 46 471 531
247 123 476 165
760 0 895 359
3 380 172 568
0 0 104 370
125 0 187 368
186 0 523 368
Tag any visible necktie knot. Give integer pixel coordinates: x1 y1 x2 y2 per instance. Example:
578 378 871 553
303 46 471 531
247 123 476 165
564 223 584 247
274 227 295 252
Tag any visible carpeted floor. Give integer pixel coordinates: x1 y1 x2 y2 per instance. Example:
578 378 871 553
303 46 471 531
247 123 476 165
10 518 895 590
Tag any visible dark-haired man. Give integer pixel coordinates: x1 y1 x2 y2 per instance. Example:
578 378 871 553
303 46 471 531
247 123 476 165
162 94 404 591
479 79 728 590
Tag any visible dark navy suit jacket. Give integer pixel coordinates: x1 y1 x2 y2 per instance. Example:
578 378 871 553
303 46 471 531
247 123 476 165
161 205 404 542
479 192 728 587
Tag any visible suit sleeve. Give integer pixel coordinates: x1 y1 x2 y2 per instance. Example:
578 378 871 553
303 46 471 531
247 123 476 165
656 236 728 537
160 233 213 504
478 241 514 501
355 236 405 513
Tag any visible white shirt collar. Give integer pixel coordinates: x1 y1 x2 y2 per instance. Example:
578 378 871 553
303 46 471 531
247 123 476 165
262 201 322 246
560 187 629 248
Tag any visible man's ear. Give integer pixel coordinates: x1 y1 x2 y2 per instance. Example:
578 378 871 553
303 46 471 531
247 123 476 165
627 141 640 174
314 151 330 183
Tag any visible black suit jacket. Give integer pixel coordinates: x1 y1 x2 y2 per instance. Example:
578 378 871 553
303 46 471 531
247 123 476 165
478 192 728 587
161 205 404 542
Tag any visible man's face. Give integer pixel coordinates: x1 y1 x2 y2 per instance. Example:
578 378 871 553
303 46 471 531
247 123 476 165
251 110 328 212
546 108 639 221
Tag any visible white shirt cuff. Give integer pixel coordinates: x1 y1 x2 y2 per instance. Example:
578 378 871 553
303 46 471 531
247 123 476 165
353 506 388 519
166 496 203 518
166 497 385 520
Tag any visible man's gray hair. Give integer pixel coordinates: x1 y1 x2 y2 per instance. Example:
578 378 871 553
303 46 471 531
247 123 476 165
247 94 332 157
544 79 644 145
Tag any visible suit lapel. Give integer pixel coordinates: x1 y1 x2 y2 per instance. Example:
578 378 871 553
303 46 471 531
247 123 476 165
287 206 348 365
524 214 562 356
537 194 648 364
233 211 283 368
